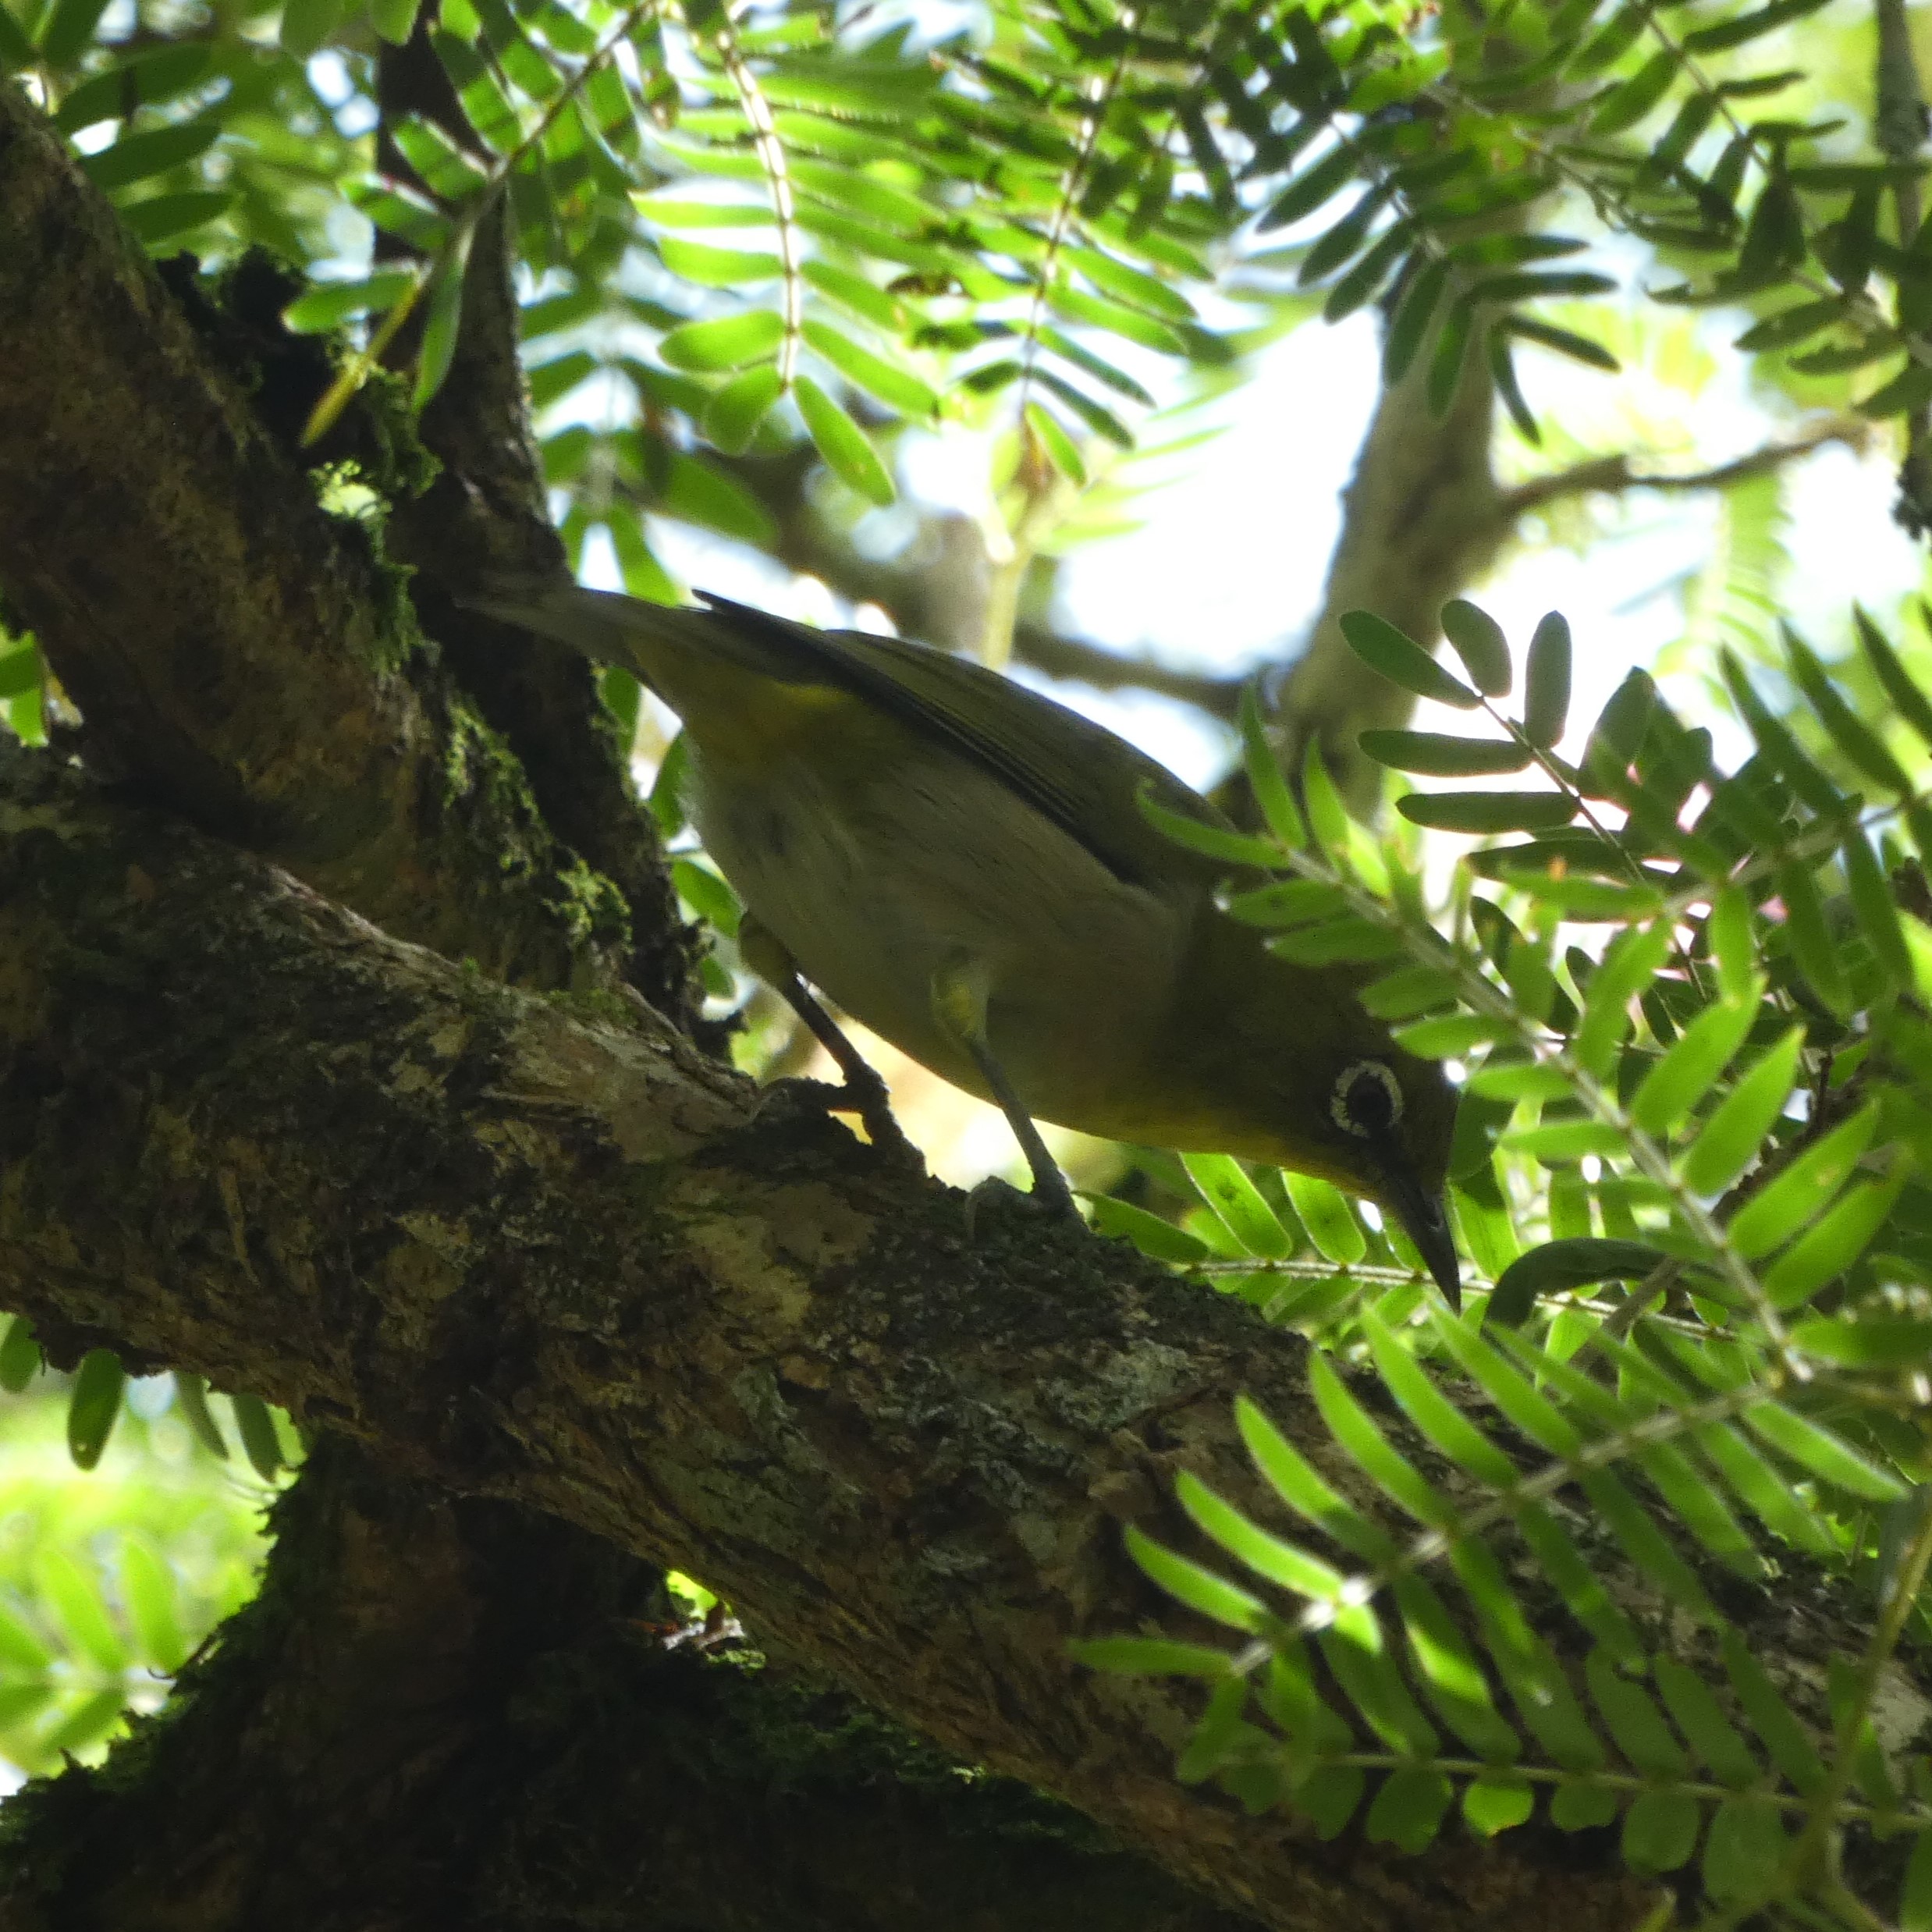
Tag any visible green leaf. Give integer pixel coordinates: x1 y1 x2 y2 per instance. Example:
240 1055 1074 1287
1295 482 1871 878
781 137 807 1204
1792 1310 1932 1365
120 1539 187 1673
120 190 234 253
411 244 470 413
1301 742 1351 858
1621 1788 1701 1873
1678 1027 1803 1196
1396 792 1575 834
1024 403 1085 486
702 364 784 455
1463 1771 1534 1837
1845 829 1912 984
801 259 904 332
795 376 894 506
1550 1782 1620 1831
1240 686 1307 849
1504 1120 1627 1163
1858 607 1932 751
1236 1397 1398 1567
1767 1173 1907 1309
1703 1795 1786 1902
1653 1657 1759 1788
1709 888 1755 1003
1384 257 1449 385
66 1348 124 1471
1586 1649 1689 1776
370 0 421 43
1629 988 1763 1137
1579 668 1653 796
1283 1173 1366 1266
1070 1636 1236 1675
280 0 346 57
284 268 421 333
1742 1402 1904 1500
1085 1194 1209 1264
1136 790 1287 870
1358 730 1530 776
673 858 741 939
1183 1153 1293 1260
659 311 787 372
0 1604 51 1675
1340 612 1478 709
1489 1238 1666 1326
1396 1014 1512 1057
1268 919 1405 967
1427 298 1474 414
1902 1827 1932 1932
1364 1767 1453 1852
1574 922 1672 1077
657 236 783 286
1522 613 1572 749
1260 144 1356 230
1503 315 1619 371
1439 599 1511 697
80 119 221 190
172 1371 229 1459
1728 1102 1878 1259
1124 1526 1267 1632
37 1549 125 1672
37 0 112 62
1223 880 1349 928
1177 1472 1357 1610
1358 964 1459 1021
233 1391 285 1481
802 318 938 420
0 1315 40 1391
1721 1631 1825 1794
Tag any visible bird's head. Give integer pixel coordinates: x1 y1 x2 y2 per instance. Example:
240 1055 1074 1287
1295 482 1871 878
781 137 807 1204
1296 1047 1461 1307
1178 932 1464 1304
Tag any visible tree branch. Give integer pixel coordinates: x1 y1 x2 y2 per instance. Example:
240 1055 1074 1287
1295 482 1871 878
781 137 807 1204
1497 414 1870 522
0 746 1870 1932
0 1436 1262 1932
0 80 625 993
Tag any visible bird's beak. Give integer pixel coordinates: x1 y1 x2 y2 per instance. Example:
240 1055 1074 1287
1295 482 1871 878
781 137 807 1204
1380 1172 1461 1310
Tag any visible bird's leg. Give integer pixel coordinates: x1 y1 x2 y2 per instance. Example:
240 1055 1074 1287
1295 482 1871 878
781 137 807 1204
929 954 1079 1220
739 915 909 1156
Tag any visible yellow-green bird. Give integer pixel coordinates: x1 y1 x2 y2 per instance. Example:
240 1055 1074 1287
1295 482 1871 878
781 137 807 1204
469 580 1462 1303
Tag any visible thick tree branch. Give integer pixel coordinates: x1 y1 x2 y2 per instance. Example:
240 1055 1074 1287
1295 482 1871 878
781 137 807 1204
0 80 627 993
1273 360 1504 808
0 1437 1260 1932
0 748 1879 1932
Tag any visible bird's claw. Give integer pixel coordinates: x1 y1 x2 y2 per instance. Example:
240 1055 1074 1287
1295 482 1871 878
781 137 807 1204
962 1172 1084 1241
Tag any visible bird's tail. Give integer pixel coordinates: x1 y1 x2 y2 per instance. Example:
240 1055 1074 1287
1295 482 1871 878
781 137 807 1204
460 576 727 692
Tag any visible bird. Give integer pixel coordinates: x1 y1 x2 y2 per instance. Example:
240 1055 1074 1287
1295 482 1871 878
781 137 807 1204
463 578 1462 1304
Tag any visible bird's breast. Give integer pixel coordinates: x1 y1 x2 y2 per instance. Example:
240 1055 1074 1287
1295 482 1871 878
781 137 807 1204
686 738 1191 1127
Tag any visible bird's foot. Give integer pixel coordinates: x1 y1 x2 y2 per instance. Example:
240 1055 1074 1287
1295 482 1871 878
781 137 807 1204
962 1170 1084 1241
819 1061 920 1163
758 1074 923 1176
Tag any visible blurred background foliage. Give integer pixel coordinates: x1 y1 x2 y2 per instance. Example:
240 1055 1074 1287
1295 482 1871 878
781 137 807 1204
0 1362 285 1784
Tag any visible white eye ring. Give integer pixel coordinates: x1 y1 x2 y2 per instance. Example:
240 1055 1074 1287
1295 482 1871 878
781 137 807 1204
1332 1060 1404 1138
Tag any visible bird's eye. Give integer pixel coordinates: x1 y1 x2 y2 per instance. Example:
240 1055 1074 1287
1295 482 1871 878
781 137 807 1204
1331 1060 1403 1139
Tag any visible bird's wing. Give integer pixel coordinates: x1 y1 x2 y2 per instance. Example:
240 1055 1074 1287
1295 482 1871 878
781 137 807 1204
691 592 1233 892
